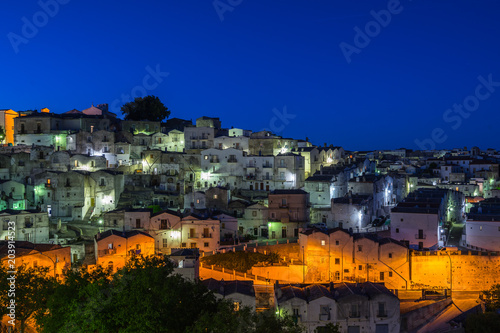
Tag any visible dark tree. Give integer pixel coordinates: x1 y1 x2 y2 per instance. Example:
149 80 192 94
482 284 500 311
120 95 170 121
37 255 306 333
0 264 55 333
0 126 5 143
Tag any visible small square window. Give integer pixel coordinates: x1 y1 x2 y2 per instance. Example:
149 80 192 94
204 242 209 247
389 271 393 277
335 240 340 245
400 218 403 222
358 245 363 252
335 258 340 265
396 228 399 233
358 265 363 271
388 253 393 259
213 194 218 199
321 240 326 246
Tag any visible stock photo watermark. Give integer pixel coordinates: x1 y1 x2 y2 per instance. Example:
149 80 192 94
109 64 170 114
7 0 71 54
213 0 243 22
261 106 296 134
6 221 17 328
415 74 500 150
339 0 404 64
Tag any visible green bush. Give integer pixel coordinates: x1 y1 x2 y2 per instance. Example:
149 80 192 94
201 251 280 272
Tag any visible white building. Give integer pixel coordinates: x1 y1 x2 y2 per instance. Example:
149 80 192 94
0 210 50 243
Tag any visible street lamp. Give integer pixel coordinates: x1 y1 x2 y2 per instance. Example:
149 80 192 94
34 251 57 278
302 245 305 283
445 251 453 299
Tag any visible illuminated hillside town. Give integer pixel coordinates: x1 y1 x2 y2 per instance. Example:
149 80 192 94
0 104 498 332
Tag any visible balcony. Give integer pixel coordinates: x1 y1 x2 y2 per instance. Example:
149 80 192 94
263 164 273 168
246 175 256 180
99 248 116 256
279 204 289 209
319 314 330 321
415 234 426 240
202 233 212 239
228 158 238 163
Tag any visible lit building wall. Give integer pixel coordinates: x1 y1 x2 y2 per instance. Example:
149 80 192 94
390 212 439 249
95 231 156 272
0 109 18 145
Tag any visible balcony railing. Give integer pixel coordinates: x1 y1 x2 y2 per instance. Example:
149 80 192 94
188 233 213 239
263 164 273 168
319 314 330 321
415 234 426 240
228 158 238 163
99 248 116 256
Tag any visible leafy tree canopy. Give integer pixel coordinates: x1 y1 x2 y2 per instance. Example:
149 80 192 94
0 264 55 333
36 255 303 333
120 95 170 122
482 284 500 311
201 251 280 272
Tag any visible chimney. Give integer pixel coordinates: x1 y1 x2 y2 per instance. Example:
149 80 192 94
306 137 309 142
324 143 327 148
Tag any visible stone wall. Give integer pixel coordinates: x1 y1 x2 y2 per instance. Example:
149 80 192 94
411 251 500 291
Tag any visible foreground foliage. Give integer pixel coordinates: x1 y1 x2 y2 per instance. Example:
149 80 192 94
0 264 55 333
7 255 303 333
201 251 280 272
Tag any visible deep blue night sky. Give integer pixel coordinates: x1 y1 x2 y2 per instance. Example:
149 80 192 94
1 0 499 151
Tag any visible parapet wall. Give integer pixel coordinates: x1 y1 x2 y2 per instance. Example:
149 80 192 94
400 299 452 333
254 244 500 291
410 251 500 291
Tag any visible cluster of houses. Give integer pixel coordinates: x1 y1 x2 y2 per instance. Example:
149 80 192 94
0 104 498 328
0 105 499 262
203 278 400 333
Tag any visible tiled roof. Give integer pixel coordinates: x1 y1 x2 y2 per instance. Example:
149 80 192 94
96 229 154 240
